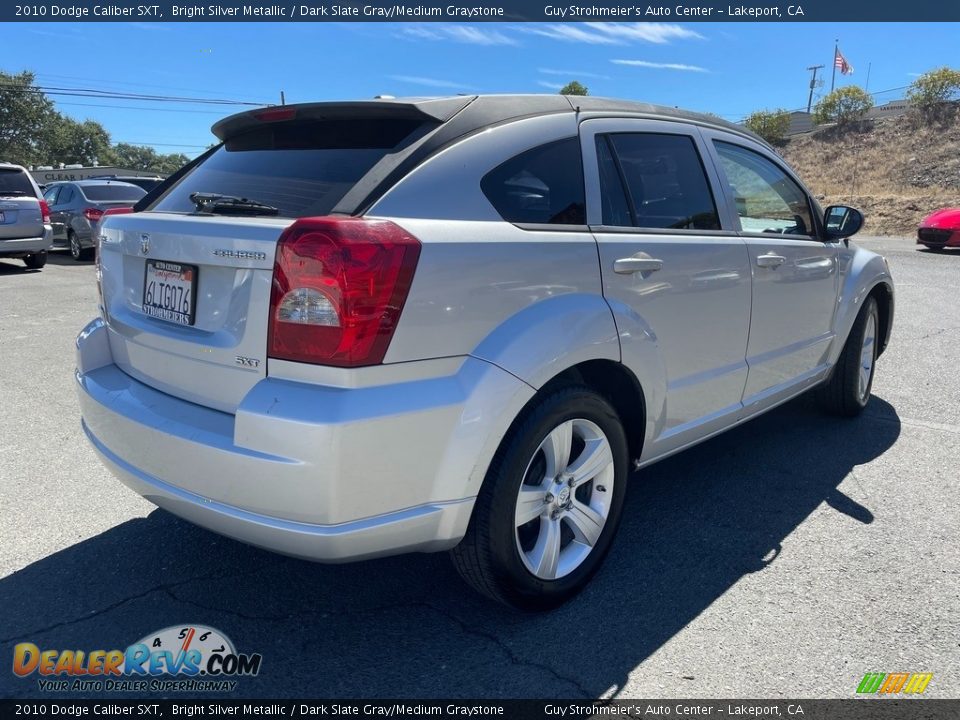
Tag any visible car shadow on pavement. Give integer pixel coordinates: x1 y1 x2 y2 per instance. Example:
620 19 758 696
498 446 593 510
46 251 94 266
0 259 40 275
0 397 900 699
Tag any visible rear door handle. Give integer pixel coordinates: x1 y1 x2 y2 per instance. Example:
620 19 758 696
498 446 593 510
613 257 664 275
756 253 786 268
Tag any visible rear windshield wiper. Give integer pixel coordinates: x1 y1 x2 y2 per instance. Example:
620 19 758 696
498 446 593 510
189 192 279 216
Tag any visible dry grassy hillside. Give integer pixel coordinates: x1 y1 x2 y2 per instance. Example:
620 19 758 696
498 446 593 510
780 106 960 236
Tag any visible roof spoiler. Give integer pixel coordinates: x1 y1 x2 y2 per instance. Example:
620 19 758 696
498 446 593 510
211 97 477 141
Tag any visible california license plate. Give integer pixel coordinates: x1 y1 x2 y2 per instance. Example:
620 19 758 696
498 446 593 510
142 260 197 326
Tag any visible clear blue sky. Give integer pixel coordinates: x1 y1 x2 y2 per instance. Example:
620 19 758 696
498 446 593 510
2 21 954 158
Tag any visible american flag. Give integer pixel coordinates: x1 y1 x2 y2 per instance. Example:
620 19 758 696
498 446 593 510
835 48 854 75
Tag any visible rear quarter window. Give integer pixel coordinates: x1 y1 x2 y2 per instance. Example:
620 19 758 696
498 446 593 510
481 138 586 226
149 118 424 218
0 169 36 197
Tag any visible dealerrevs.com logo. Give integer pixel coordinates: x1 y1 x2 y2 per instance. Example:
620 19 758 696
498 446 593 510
12 625 262 693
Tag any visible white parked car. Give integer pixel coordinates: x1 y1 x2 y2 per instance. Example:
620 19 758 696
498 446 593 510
76 96 894 609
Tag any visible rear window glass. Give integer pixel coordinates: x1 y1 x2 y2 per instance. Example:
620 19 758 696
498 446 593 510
0 169 35 197
481 138 586 225
80 184 147 202
149 118 423 218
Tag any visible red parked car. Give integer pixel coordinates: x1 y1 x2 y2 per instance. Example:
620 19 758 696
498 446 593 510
918 208 960 250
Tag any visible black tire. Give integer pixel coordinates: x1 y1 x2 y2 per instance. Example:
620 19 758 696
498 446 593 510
23 251 47 269
817 296 879 417
451 385 629 610
69 231 93 261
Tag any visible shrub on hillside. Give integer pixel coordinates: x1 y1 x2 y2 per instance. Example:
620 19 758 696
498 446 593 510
813 87 874 126
744 109 791 144
907 67 960 113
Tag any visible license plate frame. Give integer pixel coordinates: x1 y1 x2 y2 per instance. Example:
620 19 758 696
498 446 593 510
142 260 198 326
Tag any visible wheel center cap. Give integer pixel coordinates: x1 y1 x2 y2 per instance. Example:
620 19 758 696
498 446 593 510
557 487 570 506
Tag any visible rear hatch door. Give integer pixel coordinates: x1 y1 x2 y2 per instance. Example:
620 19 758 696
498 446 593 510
0 168 43 240
98 101 462 413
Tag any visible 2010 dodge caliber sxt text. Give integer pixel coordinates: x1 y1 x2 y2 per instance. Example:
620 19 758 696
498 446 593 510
77 95 894 609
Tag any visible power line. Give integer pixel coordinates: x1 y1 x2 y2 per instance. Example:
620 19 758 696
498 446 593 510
55 101 229 115
735 83 915 123
32 72 275 104
0 81 266 106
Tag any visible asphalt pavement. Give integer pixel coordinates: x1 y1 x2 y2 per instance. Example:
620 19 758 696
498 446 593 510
1 237 957 699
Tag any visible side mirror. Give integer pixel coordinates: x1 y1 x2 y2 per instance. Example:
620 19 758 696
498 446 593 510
824 205 864 240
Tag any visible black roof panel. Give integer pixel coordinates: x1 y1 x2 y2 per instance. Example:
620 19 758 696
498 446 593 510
203 94 766 216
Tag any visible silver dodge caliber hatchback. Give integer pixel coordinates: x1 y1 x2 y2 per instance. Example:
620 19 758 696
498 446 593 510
77 95 894 609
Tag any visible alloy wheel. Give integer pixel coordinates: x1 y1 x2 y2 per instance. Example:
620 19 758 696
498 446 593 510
514 418 615 580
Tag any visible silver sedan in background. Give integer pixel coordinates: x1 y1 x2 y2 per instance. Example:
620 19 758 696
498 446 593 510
43 180 146 260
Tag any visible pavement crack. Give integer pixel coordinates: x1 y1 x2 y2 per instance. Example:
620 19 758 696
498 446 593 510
160 588 594 698
418 600 595 699
1 567 266 645
918 326 960 341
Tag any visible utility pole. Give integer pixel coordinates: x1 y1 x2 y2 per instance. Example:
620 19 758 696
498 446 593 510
280 90 286 106
806 64 824 113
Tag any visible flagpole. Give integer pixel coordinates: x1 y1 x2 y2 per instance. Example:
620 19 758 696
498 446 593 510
831 39 838 92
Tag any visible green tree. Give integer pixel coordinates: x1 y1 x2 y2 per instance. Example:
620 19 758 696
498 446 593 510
154 152 190 174
45 117 115 166
559 81 588 96
743 109 792 145
1 70 192 174
111 143 188 174
813 86 874 125
0 71 59 165
906 67 960 112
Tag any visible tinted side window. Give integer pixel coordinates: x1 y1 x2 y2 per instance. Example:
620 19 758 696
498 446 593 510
43 186 60 204
602 133 720 230
713 141 814 237
58 186 74 204
481 138 585 225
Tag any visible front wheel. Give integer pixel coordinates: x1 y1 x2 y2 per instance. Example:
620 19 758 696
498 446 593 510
818 296 879 417
451 385 629 610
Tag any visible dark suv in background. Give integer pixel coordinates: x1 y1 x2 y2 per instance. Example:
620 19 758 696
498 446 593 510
0 162 53 270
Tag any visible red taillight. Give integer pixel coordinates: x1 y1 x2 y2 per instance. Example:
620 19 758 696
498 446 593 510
83 207 104 222
268 217 421 367
99 206 134 222
39 200 50 224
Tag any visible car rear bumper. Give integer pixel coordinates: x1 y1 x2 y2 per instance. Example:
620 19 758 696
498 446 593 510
0 228 53 256
76 318 530 562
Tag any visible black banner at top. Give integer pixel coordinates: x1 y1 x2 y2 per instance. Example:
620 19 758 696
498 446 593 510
2 0 958 23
